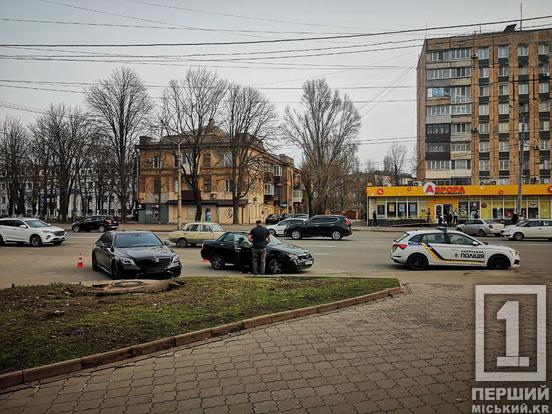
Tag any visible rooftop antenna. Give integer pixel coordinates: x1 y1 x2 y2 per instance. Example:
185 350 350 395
520 3 523 31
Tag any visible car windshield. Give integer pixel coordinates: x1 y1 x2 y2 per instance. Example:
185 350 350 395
210 224 223 232
268 236 283 246
115 233 162 248
25 219 50 228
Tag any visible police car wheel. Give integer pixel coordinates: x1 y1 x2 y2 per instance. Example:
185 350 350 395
513 232 524 241
488 255 510 270
408 254 428 271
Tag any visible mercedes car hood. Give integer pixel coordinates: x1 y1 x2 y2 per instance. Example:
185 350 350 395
118 246 175 259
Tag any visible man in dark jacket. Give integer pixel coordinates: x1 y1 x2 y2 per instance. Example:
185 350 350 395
248 220 271 275
512 211 519 225
372 210 378 227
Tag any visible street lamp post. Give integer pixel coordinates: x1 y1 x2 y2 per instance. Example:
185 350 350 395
517 111 526 214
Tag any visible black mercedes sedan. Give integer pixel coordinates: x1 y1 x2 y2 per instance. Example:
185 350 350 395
200 232 314 274
92 231 181 278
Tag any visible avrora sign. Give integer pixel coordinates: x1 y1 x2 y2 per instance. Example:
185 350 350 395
423 182 466 195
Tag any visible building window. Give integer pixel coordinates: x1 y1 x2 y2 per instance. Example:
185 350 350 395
264 183 274 195
519 83 529 95
541 159 551 170
499 141 510 152
426 105 450 116
519 64 529 75
203 154 211 168
498 122 509 133
153 178 161 194
452 123 470 133
450 48 470 60
152 155 161 168
479 159 489 171
479 141 489 152
452 104 471 115
540 119 550 131
479 104 489 116
477 47 489 59
498 66 509 77
0 196 5 204
427 160 450 170
451 67 471 78
479 123 489 134
223 153 232 167
479 85 489 97
498 83 509 95
427 143 449 152
451 86 471 103
428 50 449 62
451 142 470 152
519 102 529 113
539 100 550 112
499 159 510 171
539 62 549 75
517 44 528 57
538 43 549 55
539 82 550 94
427 68 450 80
427 123 450 134
479 67 489 79
519 121 528 132
539 139 550 150
452 159 469 170
427 87 450 98
204 177 211 193
225 180 233 192
498 46 509 58
498 103 510 115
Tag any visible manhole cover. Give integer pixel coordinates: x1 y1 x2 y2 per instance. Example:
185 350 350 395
113 281 146 288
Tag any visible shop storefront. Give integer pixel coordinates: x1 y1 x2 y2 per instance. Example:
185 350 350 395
366 183 552 224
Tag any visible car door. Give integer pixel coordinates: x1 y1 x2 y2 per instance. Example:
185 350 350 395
303 217 323 236
12 219 29 242
95 232 113 268
0 219 15 241
274 219 290 235
541 220 552 238
420 232 452 265
446 233 486 266
216 233 240 264
184 224 200 243
196 224 211 243
524 221 542 238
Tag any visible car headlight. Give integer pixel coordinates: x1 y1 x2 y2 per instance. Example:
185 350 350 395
171 255 180 264
120 257 135 265
288 254 298 262
43 230 55 234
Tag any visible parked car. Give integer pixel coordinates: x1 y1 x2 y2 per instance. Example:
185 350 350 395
168 222 225 247
266 218 307 236
390 229 520 270
200 232 314 274
92 231 181 278
0 217 66 246
265 214 283 225
456 219 504 237
72 216 118 233
292 213 309 219
284 215 352 240
501 219 552 241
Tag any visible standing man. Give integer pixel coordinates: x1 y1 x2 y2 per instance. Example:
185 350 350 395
453 209 459 225
248 220 271 276
372 210 378 227
512 210 519 225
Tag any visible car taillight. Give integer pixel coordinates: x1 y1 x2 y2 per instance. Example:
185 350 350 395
393 243 408 250
345 219 351 225
105 219 112 224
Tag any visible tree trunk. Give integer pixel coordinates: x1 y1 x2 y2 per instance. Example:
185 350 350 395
232 197 240 224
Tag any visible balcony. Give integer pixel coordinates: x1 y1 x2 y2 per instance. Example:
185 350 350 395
292 189 303 203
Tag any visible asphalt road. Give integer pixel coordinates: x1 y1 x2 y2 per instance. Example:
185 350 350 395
0 231 551 288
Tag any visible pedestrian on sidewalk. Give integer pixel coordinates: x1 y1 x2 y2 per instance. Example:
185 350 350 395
452 209 459 225
372 210 378 227
248 220 271 276
511 211 519 225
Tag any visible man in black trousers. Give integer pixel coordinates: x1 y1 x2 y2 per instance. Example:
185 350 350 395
248 220 271 275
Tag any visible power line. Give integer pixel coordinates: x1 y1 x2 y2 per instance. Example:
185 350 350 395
2 15 551 47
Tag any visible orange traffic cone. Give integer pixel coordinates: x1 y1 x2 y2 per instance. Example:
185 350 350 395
76 253 84 269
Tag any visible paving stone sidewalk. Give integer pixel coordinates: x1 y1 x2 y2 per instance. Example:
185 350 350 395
0 283 544 414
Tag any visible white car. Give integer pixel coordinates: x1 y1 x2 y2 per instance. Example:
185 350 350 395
0 217 67 247
390 229 520 270
266 218 307 236
501 219 552 241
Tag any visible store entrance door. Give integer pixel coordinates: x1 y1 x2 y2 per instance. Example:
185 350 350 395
434 204 453 224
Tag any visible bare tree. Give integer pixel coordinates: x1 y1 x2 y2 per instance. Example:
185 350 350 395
86 67 154 222
159 67 228 221
383 143 408 186
0 117 29 216
282 79 360 214
221 84 277 223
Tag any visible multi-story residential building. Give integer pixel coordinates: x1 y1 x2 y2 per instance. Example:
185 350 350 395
136 122 305 224
417 27 551 185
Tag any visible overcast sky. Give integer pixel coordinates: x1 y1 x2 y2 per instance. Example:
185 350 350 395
1 0 550 170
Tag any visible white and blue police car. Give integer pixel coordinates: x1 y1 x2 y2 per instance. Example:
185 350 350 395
390 228 520 270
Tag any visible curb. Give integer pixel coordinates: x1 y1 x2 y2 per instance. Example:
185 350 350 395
0 286 402 389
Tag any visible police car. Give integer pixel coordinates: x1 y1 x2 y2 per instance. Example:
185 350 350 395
390 228 520 270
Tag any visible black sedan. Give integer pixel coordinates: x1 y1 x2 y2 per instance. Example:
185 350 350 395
200 232 314 274
92 231 181 278
72 215 118 233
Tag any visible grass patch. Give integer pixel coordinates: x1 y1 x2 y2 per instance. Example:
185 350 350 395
0 276 398 374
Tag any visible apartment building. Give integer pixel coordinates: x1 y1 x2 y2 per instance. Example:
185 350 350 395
417 27 551 185
136 123 304 225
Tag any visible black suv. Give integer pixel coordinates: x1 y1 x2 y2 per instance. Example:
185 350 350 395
72 215 119 233
284 215 352 240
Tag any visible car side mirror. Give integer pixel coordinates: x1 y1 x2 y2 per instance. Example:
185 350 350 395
471 241 479 246
238 237 244 244
164 240 170 245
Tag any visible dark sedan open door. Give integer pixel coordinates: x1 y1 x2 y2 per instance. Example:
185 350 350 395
216 233 242 265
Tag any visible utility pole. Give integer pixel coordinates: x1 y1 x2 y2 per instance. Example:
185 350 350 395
177 140 182 230
517 111 526 214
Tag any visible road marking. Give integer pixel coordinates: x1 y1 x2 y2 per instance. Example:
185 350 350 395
299 244 339 248
310 252 331 255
